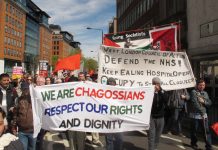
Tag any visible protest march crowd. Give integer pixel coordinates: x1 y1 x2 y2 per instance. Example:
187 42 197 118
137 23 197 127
0 70 216 150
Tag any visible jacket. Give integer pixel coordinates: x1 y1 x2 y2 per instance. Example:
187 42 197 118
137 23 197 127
168 89 190 111
0 85 17 124
189 89 212 116
14 95 34 133
151 89 168 118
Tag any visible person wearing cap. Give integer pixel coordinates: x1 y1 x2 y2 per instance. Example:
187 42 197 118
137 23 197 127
147 77 168 150
13 82 36 150
105 77 123 150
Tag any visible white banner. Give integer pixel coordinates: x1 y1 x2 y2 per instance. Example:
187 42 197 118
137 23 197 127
30 82 154 137
98 46 196 91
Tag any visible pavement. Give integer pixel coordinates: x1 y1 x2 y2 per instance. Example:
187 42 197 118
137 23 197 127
41 131 218 150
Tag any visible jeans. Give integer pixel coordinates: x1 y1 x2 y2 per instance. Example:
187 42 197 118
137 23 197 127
18 132 37 150
105 133 123 150
67 131 86 150
190 118 212 150
166 108 184 134
147 117 164 150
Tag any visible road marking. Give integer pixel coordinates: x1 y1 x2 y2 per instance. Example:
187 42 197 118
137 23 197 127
138 130 147 136
160 135 182 143
212 145 218 149
176 145 186 149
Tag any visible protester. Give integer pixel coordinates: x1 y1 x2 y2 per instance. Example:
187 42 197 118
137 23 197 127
55 78 62 84
13 82 36 150
68 71 78 82
84 73 103 147
189 79 213 150
35 76 46 150
26 75 32 85
67 72 86 150
36 76 45 86
0 107 23 150
85 74 93 81
165 89 190 137
11 79 22 98
147 77 168 150
0 73 18 133
45 77 51 85
105 77 123 150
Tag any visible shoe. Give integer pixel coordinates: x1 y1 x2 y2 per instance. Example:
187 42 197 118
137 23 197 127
178 133 186 138
92 141 104 147
167 131 172 135
85 139 92 144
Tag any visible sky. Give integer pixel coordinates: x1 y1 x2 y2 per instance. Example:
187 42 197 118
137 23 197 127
33 0 116 60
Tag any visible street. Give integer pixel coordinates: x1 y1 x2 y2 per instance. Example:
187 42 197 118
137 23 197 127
42 131 218 150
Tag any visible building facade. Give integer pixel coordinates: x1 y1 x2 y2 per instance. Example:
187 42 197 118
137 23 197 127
116 0 217 139
50 25 75 67
39 12 52 67
0 0 27 74
116 0 187 49
187 0 218 128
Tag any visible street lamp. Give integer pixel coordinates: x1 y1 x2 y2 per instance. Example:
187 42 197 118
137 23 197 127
86 27 104 44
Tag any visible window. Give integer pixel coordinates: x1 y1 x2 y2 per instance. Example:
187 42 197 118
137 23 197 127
4 48 7 55
6 3 8 12
7 49 10 55
5 26 8 33
5 15 8 22
57 46 59 50
10 6 12 13
200 20 218 37
4 37 7 44
12 8 15 14
7 37 10 45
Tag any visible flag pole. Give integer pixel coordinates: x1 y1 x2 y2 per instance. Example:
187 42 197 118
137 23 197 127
178 20 182 50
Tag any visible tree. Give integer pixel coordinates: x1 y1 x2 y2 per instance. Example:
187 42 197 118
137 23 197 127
52 55 59 68
68 48 81 56
83 58 98 72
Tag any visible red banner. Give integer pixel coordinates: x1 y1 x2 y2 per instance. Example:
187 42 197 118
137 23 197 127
54 54 81 72
149 25 178 51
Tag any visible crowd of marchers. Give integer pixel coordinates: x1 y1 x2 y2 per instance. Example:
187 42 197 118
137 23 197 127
0 71 215 150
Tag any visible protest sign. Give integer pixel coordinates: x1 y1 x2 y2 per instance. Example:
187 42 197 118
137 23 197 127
30 82 154 137
98 46 196 91
12 66 23 79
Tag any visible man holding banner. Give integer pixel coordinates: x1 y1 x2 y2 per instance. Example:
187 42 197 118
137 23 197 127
105 78 123 150
147 77 168 150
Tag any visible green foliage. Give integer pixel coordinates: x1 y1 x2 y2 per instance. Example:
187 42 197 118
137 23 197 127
69 48 81 56
83 58 98 72
52 55 59 68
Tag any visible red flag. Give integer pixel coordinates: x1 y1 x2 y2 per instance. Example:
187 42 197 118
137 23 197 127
103 36 120 47
54 54 81 72
149 25 178 51
211 122 218 136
